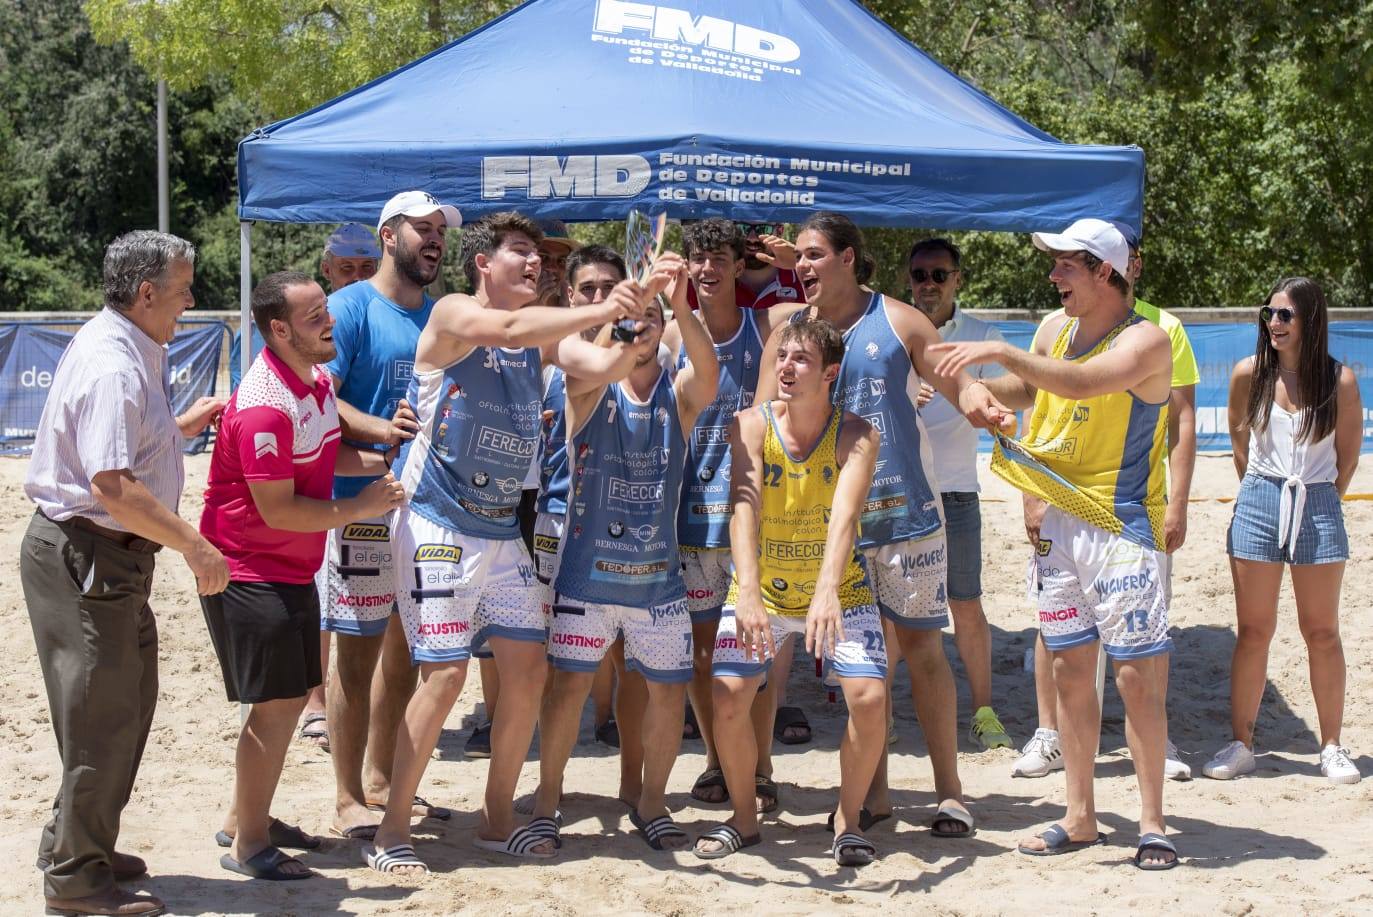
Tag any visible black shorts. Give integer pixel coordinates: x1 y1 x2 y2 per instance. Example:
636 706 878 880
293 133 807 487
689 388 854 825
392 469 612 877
201 580 322 704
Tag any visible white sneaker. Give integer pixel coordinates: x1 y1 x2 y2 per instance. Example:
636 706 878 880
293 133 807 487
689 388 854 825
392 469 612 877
1202 740 1256 780
1011 728 1064 777
1320 745 1362 785
1164 739 1192 781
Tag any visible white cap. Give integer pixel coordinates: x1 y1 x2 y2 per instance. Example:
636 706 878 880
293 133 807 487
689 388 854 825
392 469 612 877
377 191 462 234
1031 218 1130 278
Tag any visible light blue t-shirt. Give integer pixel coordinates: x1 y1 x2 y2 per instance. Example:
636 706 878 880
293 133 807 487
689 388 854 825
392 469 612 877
325 280 434 498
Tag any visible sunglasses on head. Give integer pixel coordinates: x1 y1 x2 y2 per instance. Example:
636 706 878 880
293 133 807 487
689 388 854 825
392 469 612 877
735 222 781 237
1259 305 1295 324
910 268 957 284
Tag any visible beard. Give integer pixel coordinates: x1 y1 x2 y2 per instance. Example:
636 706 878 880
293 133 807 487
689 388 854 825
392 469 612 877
742 250 768 270
395 234 441 286
289 326 336 365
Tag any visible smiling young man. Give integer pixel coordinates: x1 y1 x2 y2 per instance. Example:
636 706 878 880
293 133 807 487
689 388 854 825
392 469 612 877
320 190 462 841
199 272 405 882
696 317 885 867
758 212 1010 841
533 254 718 854
366 212 658 874
664 219 806 812
928 218 1179 870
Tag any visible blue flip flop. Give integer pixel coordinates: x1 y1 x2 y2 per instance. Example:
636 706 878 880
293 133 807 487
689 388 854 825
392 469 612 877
1017 824 1107 857
1134 833 1179 870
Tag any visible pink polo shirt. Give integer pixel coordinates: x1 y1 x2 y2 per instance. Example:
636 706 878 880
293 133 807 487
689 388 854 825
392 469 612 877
200 346 341 583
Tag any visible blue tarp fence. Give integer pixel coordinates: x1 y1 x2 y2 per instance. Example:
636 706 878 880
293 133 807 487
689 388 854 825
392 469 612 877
0 320 227 456
982 321 1373 452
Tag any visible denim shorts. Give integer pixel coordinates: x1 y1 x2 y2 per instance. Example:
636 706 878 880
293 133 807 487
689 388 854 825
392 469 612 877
941 491 982 601
1226 474 1348 565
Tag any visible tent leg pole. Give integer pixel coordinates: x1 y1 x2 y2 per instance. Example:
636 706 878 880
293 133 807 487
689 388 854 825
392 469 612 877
239 221 253 384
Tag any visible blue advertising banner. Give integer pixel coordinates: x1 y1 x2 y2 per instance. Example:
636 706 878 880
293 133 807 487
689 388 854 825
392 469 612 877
979 320 1373 453
0 320 227 456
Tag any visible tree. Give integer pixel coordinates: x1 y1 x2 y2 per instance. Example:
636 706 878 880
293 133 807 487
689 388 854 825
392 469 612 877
85 0 519 121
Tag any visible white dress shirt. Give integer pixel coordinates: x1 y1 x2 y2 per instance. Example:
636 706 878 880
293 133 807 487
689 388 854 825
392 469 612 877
920 307 1006 494
25 307 185 531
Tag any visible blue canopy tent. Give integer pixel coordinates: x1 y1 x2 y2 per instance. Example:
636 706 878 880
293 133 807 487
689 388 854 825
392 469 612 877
235 0 1145 373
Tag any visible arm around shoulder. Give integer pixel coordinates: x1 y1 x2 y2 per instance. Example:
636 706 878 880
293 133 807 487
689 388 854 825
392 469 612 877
1333 364 1362 495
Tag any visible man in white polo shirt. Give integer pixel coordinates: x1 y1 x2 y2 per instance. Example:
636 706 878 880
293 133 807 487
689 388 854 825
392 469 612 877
908 238 1013 751
21 230 229 916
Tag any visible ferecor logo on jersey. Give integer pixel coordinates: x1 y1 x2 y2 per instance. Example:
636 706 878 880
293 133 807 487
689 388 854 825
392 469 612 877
608 477 664 504
694 425 729 447
341 523 389 542
415 544 462 564
476 425 537 460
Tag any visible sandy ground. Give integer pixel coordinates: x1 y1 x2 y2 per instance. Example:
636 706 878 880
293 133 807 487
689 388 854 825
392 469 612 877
1 453 1371 916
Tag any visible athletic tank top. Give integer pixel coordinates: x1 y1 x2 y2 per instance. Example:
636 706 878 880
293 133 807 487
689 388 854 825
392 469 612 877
536 366 570 516
554 371 689 608
797 294 941 547
725 402 872 617
677 309 764 548
991 315 1168 551
396 345 542 540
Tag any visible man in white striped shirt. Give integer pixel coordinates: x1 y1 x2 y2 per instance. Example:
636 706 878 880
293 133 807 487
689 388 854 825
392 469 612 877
21 231 229 917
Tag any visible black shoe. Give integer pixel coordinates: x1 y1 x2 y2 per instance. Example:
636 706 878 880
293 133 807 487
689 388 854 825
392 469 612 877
465 721 493 759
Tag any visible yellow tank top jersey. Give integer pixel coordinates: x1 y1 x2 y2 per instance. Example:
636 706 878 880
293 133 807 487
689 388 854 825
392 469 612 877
991 315 1169 551
727 402 873 617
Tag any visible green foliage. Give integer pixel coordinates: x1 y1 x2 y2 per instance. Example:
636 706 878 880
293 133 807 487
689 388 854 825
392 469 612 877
85 0 520 121
2 0 1371 313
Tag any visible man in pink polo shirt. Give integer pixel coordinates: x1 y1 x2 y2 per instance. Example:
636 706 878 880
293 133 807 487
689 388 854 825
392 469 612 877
199 271 405 881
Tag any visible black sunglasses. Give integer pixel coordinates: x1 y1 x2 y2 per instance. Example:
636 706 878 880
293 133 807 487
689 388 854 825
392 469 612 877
910 268 958 284
735 222 781 236
1259 305 1295 324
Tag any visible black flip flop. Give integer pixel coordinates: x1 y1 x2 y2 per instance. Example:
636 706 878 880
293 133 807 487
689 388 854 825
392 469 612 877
220 845 312 881
773 706 812 745
691 767 729 803
1017 824 1107 857
630 810 689 851
755 774 780 814
1134 833 1179 870
827 808 890 832
683 705 702 741
215 818 321 850
595 718 621 748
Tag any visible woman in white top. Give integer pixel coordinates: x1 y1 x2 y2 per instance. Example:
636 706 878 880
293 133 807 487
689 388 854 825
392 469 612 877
1205 277 1363 785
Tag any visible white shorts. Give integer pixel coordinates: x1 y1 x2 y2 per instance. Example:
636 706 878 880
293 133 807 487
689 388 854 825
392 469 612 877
681 547 732 623
548 593 692 684
532 512 564 586
319 514 398 637
1029 507 1172 659
861 533 950 631
711 604 886 680
394 509 547 665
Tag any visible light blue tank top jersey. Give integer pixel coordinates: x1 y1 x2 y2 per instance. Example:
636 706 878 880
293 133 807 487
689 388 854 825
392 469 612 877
554 372 689 608
324 281 435 499
395 345 542 540
676 309 764 548
800 293 941 547
536 366 570 516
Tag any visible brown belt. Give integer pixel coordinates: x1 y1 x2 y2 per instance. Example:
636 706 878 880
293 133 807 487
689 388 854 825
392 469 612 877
61 514 163 554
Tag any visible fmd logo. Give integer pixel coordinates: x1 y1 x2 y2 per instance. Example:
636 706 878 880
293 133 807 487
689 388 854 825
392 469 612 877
482 155 651 200
592 0 800 63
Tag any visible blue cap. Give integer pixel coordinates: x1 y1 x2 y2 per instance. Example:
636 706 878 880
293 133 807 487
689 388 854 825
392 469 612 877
325 223 381 259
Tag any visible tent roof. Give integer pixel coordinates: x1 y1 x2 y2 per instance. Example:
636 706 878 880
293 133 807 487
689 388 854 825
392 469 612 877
238 0 1143 231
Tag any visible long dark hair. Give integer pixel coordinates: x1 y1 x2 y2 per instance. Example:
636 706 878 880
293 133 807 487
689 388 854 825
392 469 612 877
798 212 876 284
1245 276 1339 442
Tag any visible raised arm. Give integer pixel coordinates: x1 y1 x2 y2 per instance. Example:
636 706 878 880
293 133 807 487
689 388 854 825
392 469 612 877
425 289 642 357
931 318 1171 404
671 281 719 429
